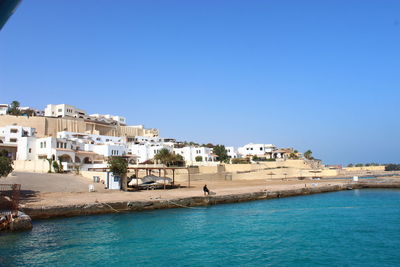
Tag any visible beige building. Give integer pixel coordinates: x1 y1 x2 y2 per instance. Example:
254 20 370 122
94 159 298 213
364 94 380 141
0 115 159 140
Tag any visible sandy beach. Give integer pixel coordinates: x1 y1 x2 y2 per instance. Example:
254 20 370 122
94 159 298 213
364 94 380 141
22 179 346 208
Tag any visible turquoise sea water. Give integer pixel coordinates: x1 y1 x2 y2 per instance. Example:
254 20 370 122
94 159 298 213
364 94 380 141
1 189 400 266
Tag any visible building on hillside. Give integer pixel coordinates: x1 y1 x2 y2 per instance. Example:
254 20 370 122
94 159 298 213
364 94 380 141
238 143 276 157
126 136 175 163
57 131 125 145
16 133 128 169
19 106 44 116
0 125 36 144
128 143 174 164
173 146 216 164
0 104 9 115
90 114 127 125
225 146 240 159
0 114 159 139
271 148 299 159
44 104 87 118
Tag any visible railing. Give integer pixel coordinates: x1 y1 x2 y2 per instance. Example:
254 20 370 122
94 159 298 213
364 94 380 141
0 184 21 216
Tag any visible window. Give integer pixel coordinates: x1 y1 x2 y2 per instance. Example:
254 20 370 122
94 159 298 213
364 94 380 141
10 138 17 142
260 147 263 151
250 148 253 150
10 129 18 133
58 109 62 112
40 142 43 148
64 143 67 149
29 148 32 153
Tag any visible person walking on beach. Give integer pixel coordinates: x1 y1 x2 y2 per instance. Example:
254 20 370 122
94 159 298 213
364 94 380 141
203 184 210 196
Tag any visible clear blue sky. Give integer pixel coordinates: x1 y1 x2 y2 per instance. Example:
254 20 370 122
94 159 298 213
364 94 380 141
1 0 399 165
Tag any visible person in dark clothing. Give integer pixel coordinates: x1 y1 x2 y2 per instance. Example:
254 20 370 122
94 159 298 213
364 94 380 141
203 184 210 196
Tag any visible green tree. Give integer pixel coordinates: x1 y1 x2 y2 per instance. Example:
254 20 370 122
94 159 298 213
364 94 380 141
0 149 8 157
154 148 185 166
108 156 128 191
203 143 215 148
22 108 35 117
355 163 364 167
53 161 63 173
385 164 400 171
213 145 229 163
304 150 313 160
0 154 13 177
347 163 354 167
154 148 172 165
7 101 21 116
195 156 203 162
289 153 299 159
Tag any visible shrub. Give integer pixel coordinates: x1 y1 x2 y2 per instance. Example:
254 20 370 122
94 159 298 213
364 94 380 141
231 158 250 164
385 164 400 171
0 156 13 177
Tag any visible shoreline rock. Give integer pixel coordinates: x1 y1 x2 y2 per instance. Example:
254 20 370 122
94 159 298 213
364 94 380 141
0 212 33 232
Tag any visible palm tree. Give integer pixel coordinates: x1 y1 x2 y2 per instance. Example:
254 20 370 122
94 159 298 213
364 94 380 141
154 149 184 166
7 101 21 116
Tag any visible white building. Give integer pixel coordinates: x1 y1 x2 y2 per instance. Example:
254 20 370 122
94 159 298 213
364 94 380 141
0 104 9 115
16 136 37 161
128 143 173 164
90 114 127 125
225 146 240 159
57 131 124 145
44 104 87 118
238 143 276 157
0 125 36 144
173 146 216 164
19 106 44 116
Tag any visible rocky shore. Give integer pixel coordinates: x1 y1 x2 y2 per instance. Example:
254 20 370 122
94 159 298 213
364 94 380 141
22 179 400 220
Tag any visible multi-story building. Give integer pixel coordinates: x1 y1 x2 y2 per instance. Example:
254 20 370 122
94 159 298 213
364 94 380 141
44 104 87 118
0 125 36 144
90 114 127 125
225 146 240 159
238 143 276 157
0 125 36 160
173 146 216 164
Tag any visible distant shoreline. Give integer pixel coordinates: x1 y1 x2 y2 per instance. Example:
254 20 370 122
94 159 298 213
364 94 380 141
22 178 400 220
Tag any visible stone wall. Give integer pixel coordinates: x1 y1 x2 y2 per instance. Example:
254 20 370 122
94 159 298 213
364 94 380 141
13 160 50 173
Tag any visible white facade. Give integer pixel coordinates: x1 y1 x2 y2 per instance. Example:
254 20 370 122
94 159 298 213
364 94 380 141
0 104 9 115
0 125 36 144
91 144 126 157
238 143 276 157
16 137 37 161
225 146 240 159
90 114 127 125
128 143 173 163
173 146 216 163
45 104 87 118
57 131 124 145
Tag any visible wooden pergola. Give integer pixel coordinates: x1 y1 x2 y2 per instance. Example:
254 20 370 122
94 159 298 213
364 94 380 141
88 166 191 189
